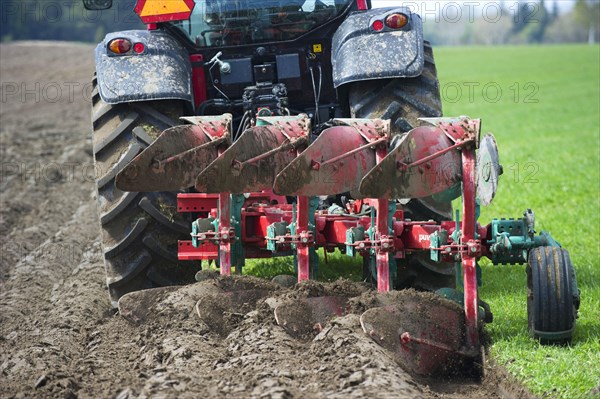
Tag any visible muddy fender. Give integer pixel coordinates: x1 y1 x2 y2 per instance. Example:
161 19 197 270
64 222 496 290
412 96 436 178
95 30 193 105
332 7 424 87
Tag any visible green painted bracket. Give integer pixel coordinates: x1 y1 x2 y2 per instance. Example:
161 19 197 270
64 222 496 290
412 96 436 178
364 201 397 285
231 194 245 273
345 226 365 257
266 221 288 252
191 217 216 248
488 210 561 265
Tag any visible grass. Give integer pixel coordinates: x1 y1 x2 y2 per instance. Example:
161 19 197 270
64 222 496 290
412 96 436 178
243 249 363 281
244 45 599 398
434 44 600 399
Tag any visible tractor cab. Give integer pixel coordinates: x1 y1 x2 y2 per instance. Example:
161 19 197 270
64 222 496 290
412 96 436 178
175 0 352 46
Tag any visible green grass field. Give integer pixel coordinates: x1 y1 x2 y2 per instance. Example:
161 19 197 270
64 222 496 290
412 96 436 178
246 45 600 398
435 44 600 399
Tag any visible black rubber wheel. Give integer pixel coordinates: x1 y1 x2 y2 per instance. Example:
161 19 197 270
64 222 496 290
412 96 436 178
527 246 579 343
349 42 454 289
91 76 199 307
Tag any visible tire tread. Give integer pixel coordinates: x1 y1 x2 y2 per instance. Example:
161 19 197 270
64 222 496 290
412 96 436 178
91 82 198 304
527 246 576 342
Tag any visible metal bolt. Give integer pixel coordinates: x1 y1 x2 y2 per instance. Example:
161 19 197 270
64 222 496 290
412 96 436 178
383 242 389 248
200 234 206 240
483 165 492 182
222 233 229 239
302 237 308 243
220 62 231 74
125 166 138 178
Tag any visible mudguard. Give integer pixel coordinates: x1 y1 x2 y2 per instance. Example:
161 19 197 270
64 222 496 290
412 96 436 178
332 7 424 88
95 30 193 105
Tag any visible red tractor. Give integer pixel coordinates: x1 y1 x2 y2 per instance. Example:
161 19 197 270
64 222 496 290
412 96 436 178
86 0 579 375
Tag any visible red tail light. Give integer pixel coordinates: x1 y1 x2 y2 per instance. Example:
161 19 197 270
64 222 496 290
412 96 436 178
372 20 384 32
108 38 132 54
385 13 408 29
133 42 146 54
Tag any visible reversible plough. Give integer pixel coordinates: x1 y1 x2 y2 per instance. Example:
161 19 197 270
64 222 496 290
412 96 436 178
116 114 579 375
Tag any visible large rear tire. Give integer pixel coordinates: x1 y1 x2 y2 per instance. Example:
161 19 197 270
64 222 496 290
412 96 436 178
348 42 455 290
91 77 199 307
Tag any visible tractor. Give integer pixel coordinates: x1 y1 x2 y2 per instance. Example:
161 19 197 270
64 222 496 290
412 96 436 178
85 0 580 375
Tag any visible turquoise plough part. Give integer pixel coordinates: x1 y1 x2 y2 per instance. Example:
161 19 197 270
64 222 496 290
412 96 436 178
231 194 246 273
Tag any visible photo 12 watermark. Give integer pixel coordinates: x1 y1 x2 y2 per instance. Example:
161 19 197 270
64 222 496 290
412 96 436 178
1 81 95 104
2 161 97 184
375 1 543 24
1 240 89 267
1 0 139 25
441 81 540 104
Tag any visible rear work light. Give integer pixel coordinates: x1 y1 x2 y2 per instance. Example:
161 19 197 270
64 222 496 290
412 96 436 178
385 13 408 29
108 38 132 54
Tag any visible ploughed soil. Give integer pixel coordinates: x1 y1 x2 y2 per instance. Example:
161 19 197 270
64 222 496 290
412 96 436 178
0 42 535 399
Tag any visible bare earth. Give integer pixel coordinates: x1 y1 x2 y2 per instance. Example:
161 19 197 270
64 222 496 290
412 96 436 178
0 42 534 399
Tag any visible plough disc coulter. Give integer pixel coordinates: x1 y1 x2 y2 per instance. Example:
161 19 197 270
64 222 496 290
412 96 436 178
116 115 579 376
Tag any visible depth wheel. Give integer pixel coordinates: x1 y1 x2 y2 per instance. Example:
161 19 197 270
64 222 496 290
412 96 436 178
91 76 199 306
527 246 579 343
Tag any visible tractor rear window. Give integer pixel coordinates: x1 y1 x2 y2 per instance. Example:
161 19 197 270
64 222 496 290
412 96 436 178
173 0 352 47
